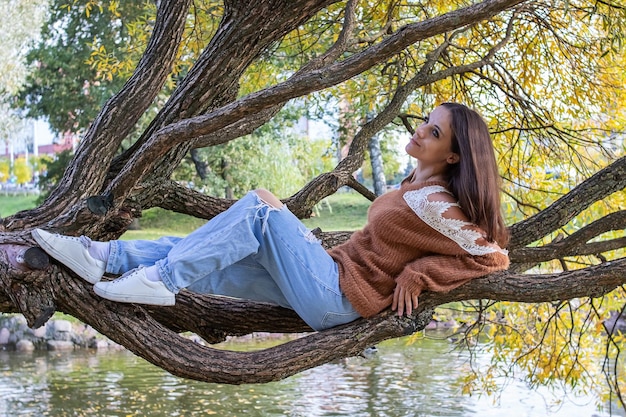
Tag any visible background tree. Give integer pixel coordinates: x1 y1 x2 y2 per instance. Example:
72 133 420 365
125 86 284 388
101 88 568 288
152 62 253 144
1 0 625 410
19 0 334 192
18 0 147 134
0 0 48 182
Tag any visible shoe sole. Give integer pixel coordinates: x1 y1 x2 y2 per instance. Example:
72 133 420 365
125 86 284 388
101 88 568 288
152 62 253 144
93 285 175 306
22 247 50 270
32 229 103 284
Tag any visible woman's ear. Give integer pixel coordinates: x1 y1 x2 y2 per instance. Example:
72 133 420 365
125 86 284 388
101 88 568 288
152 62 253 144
447 152 460 164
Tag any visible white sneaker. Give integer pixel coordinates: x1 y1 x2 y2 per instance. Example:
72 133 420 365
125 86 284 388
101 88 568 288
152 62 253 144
94 268 175 306
31 228 106 284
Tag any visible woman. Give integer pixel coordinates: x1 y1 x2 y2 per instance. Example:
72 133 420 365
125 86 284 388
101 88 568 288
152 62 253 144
32 102 509 331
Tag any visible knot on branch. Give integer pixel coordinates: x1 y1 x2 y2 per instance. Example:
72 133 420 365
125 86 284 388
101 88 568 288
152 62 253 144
86 193 114 215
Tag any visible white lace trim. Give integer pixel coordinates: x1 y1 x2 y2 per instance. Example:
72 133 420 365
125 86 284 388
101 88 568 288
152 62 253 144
403 185 507 256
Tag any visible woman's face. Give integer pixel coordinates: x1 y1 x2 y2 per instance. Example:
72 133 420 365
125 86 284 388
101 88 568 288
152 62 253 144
405 105 458 167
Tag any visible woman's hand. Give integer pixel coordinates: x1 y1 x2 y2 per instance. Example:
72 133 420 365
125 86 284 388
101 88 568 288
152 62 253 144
392 282 419 316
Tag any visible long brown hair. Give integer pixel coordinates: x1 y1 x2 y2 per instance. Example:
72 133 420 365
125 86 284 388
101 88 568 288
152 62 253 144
441 102 509 247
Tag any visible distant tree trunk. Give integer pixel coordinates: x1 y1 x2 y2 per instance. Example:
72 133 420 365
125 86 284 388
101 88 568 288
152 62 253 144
190 149 208 180
368 133 386 196
221 157 233 199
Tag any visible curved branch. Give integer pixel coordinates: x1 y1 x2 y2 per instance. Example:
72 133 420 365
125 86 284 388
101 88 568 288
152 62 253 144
286 40 455 213
27 0 193 223
287 22 515 213
52 256 626 384
191 105 283 149
147 291 312 343
435 257 626 304
509 156 626 248
346 176 377 201
512 238 626 265
186 0 356 152
511 211 626 263
148 256 626 341
299 0 358 72
562 210 626 245
106 0 528 203
594 0 626 10
71 292 432 385
110 0 340 191
167 0 526 140
154 180 235 219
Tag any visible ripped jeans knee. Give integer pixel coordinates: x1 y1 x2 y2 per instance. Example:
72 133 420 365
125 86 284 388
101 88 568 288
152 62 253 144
253 188 284 209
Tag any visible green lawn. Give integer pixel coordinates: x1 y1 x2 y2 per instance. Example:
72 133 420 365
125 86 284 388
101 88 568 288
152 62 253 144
301 192 370 231
2 192 369 239
129 191 370 239
0 194 39 218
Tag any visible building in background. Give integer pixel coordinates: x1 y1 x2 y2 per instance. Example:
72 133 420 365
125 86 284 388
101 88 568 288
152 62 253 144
1 119 74 160
1 119 75 189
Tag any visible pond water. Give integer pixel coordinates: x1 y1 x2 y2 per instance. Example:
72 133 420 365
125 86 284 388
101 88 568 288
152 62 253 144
0 335 623 417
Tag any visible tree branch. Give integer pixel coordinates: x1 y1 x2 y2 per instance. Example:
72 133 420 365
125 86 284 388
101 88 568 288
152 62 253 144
287 19 517 212
511 211 626 264
299 0 358 71
105 0 529 204
153 180 235 219
109 0 340 191
42 256 626 384
191 106 284 149
509 156 626 248
30 0 193 222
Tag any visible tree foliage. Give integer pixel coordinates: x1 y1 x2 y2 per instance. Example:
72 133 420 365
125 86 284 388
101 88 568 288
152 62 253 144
18 0 147 133
1 0 626 411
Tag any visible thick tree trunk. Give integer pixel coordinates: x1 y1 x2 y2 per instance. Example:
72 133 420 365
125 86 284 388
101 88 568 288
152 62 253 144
1 0 624 386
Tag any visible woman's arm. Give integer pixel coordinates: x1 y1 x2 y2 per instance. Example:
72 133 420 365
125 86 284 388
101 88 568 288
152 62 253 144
393 251 509 316
393 187 509 316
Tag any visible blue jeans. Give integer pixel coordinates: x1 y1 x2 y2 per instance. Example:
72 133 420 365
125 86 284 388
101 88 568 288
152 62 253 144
104 191 360 330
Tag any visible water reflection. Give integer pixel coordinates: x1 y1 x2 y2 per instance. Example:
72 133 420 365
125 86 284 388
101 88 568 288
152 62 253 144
0 336 623 417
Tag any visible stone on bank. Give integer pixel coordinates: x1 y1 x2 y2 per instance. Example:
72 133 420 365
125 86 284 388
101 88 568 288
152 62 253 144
0 314 120 351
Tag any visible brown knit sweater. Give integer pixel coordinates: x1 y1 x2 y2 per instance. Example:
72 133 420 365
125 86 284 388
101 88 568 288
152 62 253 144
328 178 509 318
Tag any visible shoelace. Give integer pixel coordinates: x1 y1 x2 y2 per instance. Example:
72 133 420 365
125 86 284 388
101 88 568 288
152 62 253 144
115 268 143 283
78 235 93 249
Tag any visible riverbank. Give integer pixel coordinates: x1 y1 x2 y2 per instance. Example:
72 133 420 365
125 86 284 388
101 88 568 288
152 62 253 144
0 315 121 352
0 313 462 352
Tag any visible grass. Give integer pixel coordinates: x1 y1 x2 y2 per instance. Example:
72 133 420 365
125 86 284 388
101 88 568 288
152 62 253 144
1 192 369 240
126 208 208 239
301 192 370 231
0 194 39 218
127 191 370 240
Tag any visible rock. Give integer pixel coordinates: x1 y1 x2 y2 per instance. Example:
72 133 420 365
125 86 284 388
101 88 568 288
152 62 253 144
12 315 27 328
0 328 10 345
425 320 438 330
0 314 125 351
360 346 378 359
29 326 47 339
47 340 75 351
90 339 110 349
16 340 35 352
52 320 72 333
49 320 73 341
